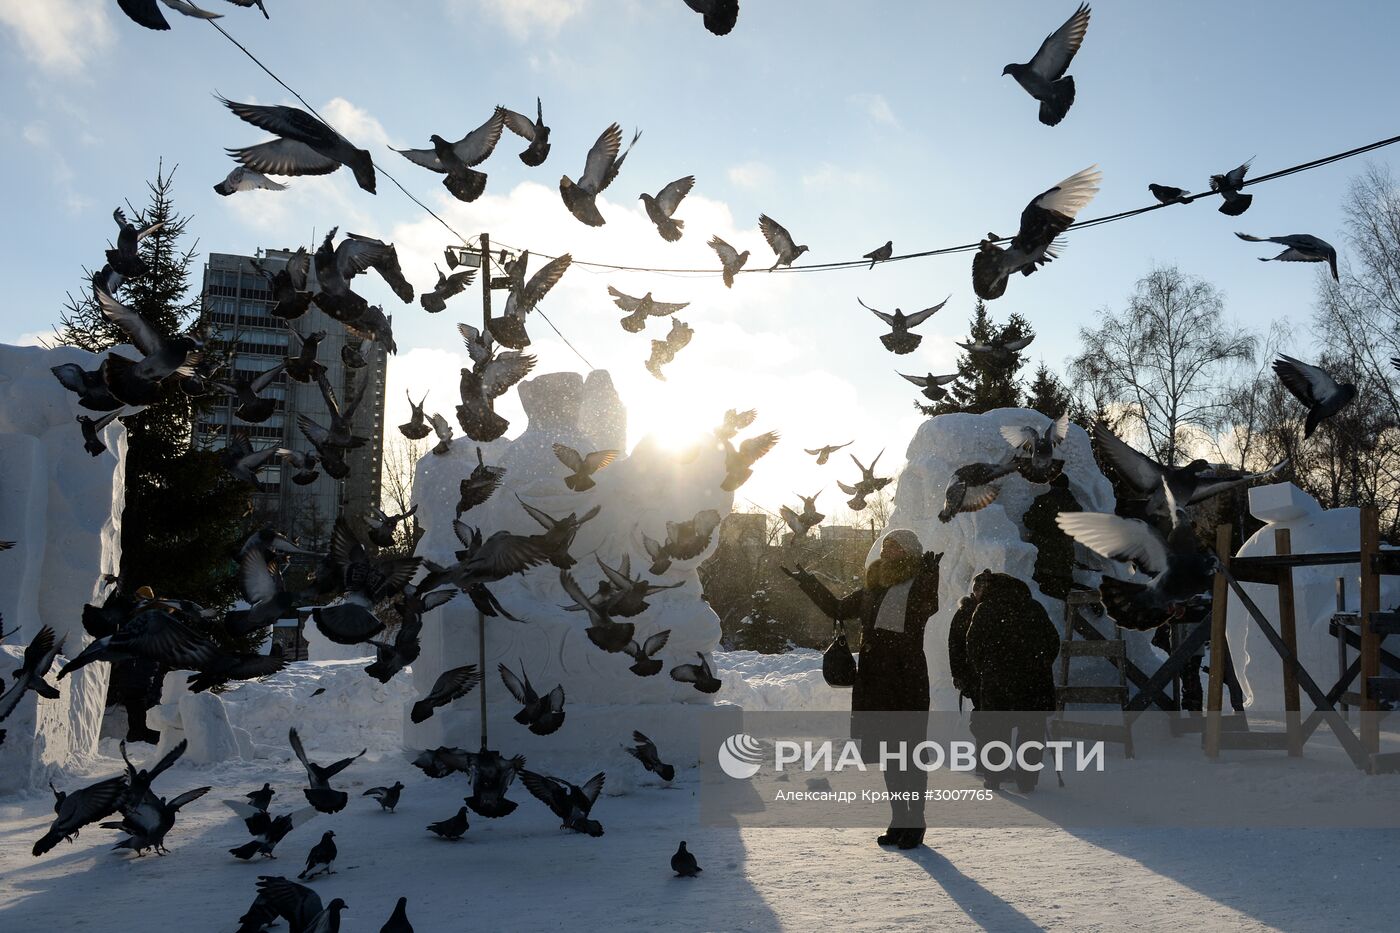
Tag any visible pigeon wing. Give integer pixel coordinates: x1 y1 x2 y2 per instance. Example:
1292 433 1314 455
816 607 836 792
227 139 341 177
1092 422 1166 494
1027 2 1091 82
654 175 695 215
96 291 163 357
578 123 623 192
1272 355 1339 406
1000 424 1039 451
553 444 584 472
900 296 949 328
758 214 795 256
220 99 342 149
500 106 538 142
451 109 508 166
498 663 529 704
1056 512 1170 573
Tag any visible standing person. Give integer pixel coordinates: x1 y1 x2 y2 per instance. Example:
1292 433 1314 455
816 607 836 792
1022 473 1083 601
784 529 941 850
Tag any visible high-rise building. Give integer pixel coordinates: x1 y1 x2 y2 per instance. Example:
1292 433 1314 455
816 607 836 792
197 250 387 546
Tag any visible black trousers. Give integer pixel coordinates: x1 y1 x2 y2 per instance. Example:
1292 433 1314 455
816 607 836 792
970 710 1048 792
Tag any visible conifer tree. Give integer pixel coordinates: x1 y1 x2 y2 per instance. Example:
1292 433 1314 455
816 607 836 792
919 301 1034 416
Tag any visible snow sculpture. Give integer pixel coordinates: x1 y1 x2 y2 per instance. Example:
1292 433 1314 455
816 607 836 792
881 408 1150 711
407 370 732 775
148 670 249 765
0 343 127 791
1224 483 1400 709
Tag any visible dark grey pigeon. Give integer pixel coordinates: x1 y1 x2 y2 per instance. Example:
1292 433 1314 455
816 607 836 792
363 586 452 684
464 748 526 818
939 462 1017 523
623 629 671 677
972 166 1100 300
669 652 721 693
225 799 317 860
671 840 702 876
214 166 287 196
411 746 474 780
32 775 126 856
838 450 892 512
1210 159 1253 216
254 875 348 933
221 430 286 486
1236 232 1338 280
518 498 602 569
217 360 287 423
642 531 672 576
664 509 722 561
553 444 619 490
1001 413 1070 475
106 207 164 277
227 528 310 635
57 608 225 678
415 522 543 621
588 554 683 617
222 96 377 194
78 410 123 457
898 370 959 402
285 330 327 383
721 430 780 492
52 362 124 412
254 251 314 321
0 626 63 726
456 447 506 515
410 664 482 723
626 731 675 781
501 97 552 166
956 334 1035 366
419 264 476 314
683 0 738 35
1148 183 1188 205
1003 3 1090 126
559 570 634 654
225 0 270 18
518 769 606 836
641 175 695 242
395 109 507 203
381 896 414 933
759 214 808 270
863 240 893 269
399 391 432 439
426 805 469 840
104 784 211 855
499 661 566 734
803 440 851 465
489 251 572 350
560 124 642 226
707 235 749 287
289 727 366 814
96 289 202 405
247 783 275 812
860 296 947 354
1271 355 1357 438
362 781 404 812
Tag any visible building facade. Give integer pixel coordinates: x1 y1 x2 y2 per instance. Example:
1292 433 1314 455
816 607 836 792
197 250 387 547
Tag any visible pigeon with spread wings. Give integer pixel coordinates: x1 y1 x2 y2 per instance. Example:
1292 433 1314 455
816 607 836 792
1003 3 1091 126
861 296 947 355
221 96 376 194
395 109 507 203
973 166 1100 300
560 124 642 226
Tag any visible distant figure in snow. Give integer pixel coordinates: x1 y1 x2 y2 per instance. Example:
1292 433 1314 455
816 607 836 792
1022 472 1082 600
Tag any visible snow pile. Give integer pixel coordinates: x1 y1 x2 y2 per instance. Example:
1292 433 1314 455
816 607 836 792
883 408 1150 711
714 648 850 711
0 342 128 791
1225 482 1400 709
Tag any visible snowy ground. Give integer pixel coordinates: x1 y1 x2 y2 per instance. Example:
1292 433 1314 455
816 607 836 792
1 652 1397 932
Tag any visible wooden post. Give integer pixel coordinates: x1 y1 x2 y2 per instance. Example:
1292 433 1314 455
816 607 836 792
1359 505 1381 764
1337 577 1349 716
478 232 491 750
1205 524 1231 758
1275 528 1302 756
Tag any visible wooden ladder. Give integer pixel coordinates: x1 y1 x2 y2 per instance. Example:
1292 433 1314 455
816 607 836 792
1051 589 1135 758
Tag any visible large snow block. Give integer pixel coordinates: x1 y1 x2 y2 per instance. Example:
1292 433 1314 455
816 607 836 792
0 343 127 792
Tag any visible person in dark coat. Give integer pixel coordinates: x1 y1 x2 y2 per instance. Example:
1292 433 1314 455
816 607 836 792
1022 473 1082 600
786 529 941 850
959 571 1059 792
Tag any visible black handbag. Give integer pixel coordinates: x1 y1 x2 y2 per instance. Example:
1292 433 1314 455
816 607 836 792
822 620 857 688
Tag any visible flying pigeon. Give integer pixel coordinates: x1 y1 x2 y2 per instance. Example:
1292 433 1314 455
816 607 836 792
0 626 63 726
804 440 852 465
584 554 684 617
839 450 892 511
645 318 694 380
225 799 316 860
32 775 126 856
708 235 749 287
247 783 275 812
626 731 676 781
227 528 311 635
714 408 757 441
1210 160 1253 216
410 664 483 723
284 330 326 384
253 876 348 933
362 782 404 813
518 498 602 569
1003 2 1090 126
342 339 369 369
419 264 476 314
429 412 456 456
721 430 780 491
609 287 690 333
464 748 526 818
51 361 124 412
398 391 432 440
219 431 286 486
559 569 635 653
105 207 164 278
77 410 123 457
1001 412 1070 476
642 532 672 576
500 97 552 166
560 123 642 226
863 240 893 269
641 175 695 241
1235 232 1338 280
779 492 825 539
253 251 314 321
972 166 1101 300
214 166 287 196
939 461 1017 522
225 0 270 18
957 333 1035 366
860 296 948 354
670 652 722 693
95 290 202 405
1272 355 1357 438
426 806 470 840
499 662 566 735
456 328 537 441
416 522 544 620
456 446 506 515
899 371 959 403
297 830 337 879
312 229 414 307
288 728 365 814
117 0 222 29
683 0 738 35
367 505 418 549
759 214 808 270
411 746 474 780
622 629 671 676
221 97 377 194
395 109 507 203
1148 183 1188 205
672 840 703 876
364 586 453 684
57 607 226 679
489 251 572 350
553 444 619 491
520 769 606 836
102 785 209 856
217 360 287 424
664 509 722 561
310 516 420 644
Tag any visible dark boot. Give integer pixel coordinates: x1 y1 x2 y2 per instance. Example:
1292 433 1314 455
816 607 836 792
876 827 900 846
897 828 925 850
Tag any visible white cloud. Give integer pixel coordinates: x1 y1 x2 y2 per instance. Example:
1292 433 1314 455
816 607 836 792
321 97 397 151
0 0 114 76
848 92 899 128
727 161 774 190
447 0 588 41
801 162 880 192
7 331 51 347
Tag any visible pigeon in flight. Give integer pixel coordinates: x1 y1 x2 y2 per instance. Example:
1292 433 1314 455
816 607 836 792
51 361 124 412
759 214 808 270
297 830 337 879
899 370 959 403
559 569 635 653
645 318 694 380
973 166 1101 300
214 165 287 196
32 775 127 857
721 430 781 491
464 748 527 818
670 652 722 693
0 626 63 726
311 515 420 644
411 746 474 780
247 783 275 812
665 509 722 561
1148 183 1188 205
117 0 222 29
1210 160 1253 216
779 492 824 539
364 586 452 684
313 229 414 307
253 876 348 933
362 781 404 813
501 97 551 166
221 97 376 194
609 287 689 333
284 330 326 384
642 531 673 576
342 339 369 369
457 446 506 516
77 410 123 457
586 553 684 617
95 290 202 406
863 240 893 269
714 408 757 442
839 450 892 511
707 235 749 288
253 250 314 321
367 504 418 549
1272 355 1357 438
456 326 537 442
519 769 606 836
219 432 286 487
683 0 739 35
416 522 544 621
289 728 365 814
395 109 507 203
419 264 476 314
225 0 270 18
225 799 316 860
398 391 432 440
861 296 948 354
672 840 703 876
58 606 225 678
426 806 470 840
430 412 455 456
410 664 483 723
499 662 566 735
957 333 1035 366
939 462 1017 523
105 207 164 278
1003 2 1090 126
1236 232 1338 280
641 175 695 242
804 440 852 465
519 498 602 570
626 731 676 781
104 780 209 856
560 123 642 226
553 444 620 491
486 251 572 350
622 629 671 676
218 360 287 424
1002 412 1070 475
227 528 310 635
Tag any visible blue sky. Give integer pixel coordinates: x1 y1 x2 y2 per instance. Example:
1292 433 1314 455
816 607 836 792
2 0 1395 511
